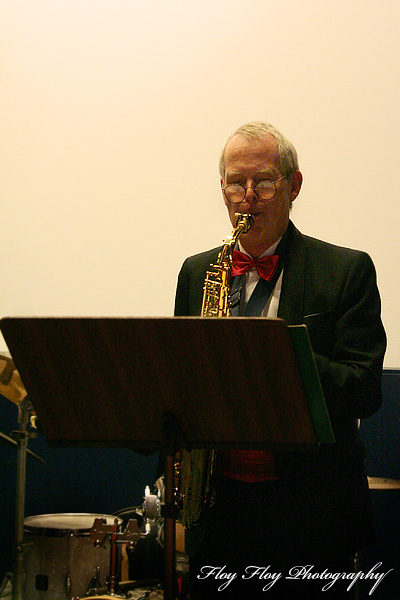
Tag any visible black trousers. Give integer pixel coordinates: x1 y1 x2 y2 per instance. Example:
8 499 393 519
188 476 357 599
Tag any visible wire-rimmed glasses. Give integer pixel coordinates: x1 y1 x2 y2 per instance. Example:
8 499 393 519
222 174 288 203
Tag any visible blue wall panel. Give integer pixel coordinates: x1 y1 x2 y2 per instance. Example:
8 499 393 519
359 369 400 598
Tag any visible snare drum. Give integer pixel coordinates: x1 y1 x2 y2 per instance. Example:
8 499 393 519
24 513 121 600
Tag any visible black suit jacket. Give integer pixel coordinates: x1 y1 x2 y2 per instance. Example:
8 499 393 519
174 220 386 553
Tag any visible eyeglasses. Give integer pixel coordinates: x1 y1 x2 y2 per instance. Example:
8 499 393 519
222 174 288 204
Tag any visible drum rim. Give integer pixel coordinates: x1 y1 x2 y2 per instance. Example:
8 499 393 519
24 512 122 536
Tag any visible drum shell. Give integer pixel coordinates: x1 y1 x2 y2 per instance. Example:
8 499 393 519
23 513 119 600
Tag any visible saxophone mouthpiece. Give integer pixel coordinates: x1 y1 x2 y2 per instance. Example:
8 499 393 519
234 212 254 232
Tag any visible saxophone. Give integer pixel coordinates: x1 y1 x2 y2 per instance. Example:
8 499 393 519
201 213 254 317
176 213 253 528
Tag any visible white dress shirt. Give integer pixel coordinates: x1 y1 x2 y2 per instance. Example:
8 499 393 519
238 238 283 318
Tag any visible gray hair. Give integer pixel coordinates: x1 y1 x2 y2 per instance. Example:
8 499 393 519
219 121 299 179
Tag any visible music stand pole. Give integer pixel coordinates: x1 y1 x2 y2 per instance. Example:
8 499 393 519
160 412 183 600
163 453 176 600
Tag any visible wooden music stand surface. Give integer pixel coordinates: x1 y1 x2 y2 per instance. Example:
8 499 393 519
0 316 334 600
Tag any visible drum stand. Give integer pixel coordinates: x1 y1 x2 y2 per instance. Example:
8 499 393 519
84 516 146 599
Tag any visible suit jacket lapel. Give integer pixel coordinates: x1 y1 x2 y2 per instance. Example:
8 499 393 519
278 221 306 325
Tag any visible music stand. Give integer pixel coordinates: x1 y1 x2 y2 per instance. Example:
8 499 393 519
0 316 333 600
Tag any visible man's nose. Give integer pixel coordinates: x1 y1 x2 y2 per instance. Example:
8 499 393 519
243 184 257 202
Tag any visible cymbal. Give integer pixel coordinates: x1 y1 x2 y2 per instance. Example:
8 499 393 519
0 353 27 405
368 476 400 490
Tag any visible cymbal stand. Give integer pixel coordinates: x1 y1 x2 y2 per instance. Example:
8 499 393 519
10 395 36 600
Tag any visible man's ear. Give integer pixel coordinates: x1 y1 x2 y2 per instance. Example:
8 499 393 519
221 177 228 207
290 170 303 204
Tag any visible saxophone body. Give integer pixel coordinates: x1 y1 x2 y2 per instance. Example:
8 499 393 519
177 213 253 528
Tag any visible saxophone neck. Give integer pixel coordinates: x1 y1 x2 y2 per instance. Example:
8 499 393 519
222 213 252 253
232 213 253 244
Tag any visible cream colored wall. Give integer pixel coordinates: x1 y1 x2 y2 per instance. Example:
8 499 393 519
1 0 399 366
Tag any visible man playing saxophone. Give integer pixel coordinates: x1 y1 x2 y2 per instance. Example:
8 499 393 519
174 121 386 599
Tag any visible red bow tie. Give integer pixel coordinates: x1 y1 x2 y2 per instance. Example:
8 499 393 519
232 250 279 281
